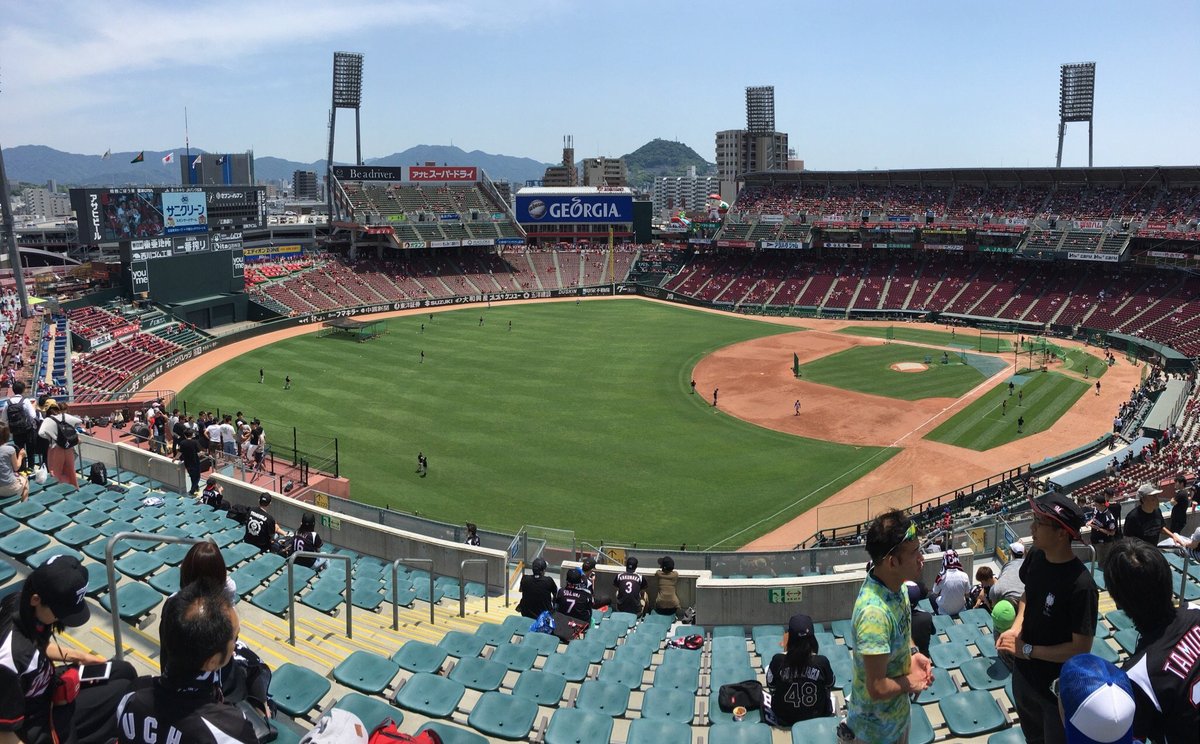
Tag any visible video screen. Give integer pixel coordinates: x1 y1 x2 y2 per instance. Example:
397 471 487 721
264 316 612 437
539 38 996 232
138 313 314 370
100 191 163 242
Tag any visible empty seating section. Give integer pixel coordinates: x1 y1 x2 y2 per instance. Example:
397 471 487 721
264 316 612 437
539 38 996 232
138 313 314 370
335 181 521 238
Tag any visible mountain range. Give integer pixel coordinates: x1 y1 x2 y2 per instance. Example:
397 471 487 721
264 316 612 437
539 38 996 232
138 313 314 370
3 139 714 191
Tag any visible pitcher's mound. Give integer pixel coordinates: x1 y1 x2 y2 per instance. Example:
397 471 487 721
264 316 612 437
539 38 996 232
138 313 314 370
890 362 928 373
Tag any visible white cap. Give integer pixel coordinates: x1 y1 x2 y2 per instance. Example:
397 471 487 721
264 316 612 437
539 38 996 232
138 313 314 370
1009 541 1025 556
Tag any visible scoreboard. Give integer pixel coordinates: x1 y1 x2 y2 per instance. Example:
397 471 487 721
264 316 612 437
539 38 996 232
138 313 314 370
120 231 245 304
70 186 265 245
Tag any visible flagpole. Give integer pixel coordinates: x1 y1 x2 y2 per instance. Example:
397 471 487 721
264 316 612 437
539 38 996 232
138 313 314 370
608 227 615 296
184 107 191 184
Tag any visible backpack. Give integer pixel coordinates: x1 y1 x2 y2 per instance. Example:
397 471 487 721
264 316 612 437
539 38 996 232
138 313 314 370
4 398 31 437
88 462 108 485
668 634 705 650
717 679 765 713
369 720 441 744
54 414 79 449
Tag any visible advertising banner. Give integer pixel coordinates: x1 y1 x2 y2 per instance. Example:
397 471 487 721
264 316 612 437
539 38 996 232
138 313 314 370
1067 251 1119 263
429 240 461 248
385 214 407 223
979 245 1017 254
210 232 243 251
824 214 847 223
1147 251 1191 260
887 215 913 223
1076 220 1105 230
438 213 461 221
231 249 244 278
716 239 755 248
823 242 862 249
409 166 478 182
496 238 525 245
130 260 149 295
760 215 785 223
461 238 495 246
925 244 964 252
171 234 210 255
331 165 406 181
760 241 808 250
161 190 208 235
515 194 634 224
401 241 427 249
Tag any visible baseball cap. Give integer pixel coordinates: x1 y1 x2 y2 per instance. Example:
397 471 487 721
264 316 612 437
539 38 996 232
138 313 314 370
991 599 1017 633
566 568 583 585
787 613 815 638
29 555 90 627
1058 653 1135 744
1136 482 1163 499
259 493 272 507
1009 541 1025 557
1031 493 1086 540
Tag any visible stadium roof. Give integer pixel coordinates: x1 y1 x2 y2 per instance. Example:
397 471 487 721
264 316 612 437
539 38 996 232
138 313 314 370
742 165 1200 187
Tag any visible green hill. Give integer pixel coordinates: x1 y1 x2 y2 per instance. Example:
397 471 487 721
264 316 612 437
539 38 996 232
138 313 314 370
622 138 715 190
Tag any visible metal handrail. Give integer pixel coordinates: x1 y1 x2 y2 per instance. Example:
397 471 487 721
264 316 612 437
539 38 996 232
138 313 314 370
459 559 488 618
106 532 206 662
393 558 434 629
287 552 351 646
1177 547 1191 607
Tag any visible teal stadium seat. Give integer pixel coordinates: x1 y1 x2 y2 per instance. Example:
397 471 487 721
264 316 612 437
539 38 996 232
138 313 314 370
394 673 464 719
416 722 488 744
626 718 691 744
708 722 773 744
640 686 695 722
439 630 486 659
489 642 538 672
518 630 560 655
939 689 1008 737
910 703 936 744
791 716 839 743
99 583 162 623
269 663 332 718
574 679 630 717
598 658 645 690
916 671 958 704
544 708 613 744
391 641 448 675
541 651 590 682
26 546 83 569
332 651 399 695
960 657 1012 691
511 669 566 706
466 691 537 741
333 693 401 731
2 531 52 559
447 657 507 692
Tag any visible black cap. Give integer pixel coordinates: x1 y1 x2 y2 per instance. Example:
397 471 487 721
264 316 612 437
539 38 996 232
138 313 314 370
626 556 639 571
1031 493 1086 540
566 568 583 585
259 493 272 507
29 555 90 627
787 614 814 638
531 558 547 574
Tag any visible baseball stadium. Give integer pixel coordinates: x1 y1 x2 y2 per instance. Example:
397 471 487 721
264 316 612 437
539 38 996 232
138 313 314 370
3 60 1200 744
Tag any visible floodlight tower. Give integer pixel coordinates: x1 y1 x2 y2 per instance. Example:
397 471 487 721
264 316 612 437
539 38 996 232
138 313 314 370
327 52 364 219
1056 62 1096 167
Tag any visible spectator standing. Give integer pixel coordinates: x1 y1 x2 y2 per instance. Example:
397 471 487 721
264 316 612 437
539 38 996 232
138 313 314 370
219 415 237 457
845 510 933 744
175 429 204 496
1168 475 1190 535
905 581 934 657
0 422 29 502
204 417 222 455
764 613 834 726
2 380 37 462
1103 539 1200 743
997 494 1098 744
1087 491 1119 555
517 558 557 620
37 399 80 487
1123 483 1184 547
930 549 970 616
652 556 681 618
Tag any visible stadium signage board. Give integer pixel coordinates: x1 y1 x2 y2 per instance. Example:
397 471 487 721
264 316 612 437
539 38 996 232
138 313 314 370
925 244 964 251
429 240 460 248
515 194 634 224
438 213 461 221
496 238 526 245
462 238 495 246
716 240 755 248
979 245 1016 254
759 214 785 223
760 241 807 250
386 214 407 223
409 166 478 182
823 242 862 249
768 587 803 603
1147 251 1190 260
1067 251 1119 263
887 215 913 222
824 214 847 222
331 165 406 181
160 189 208 235
1075 219 1106 230
402 241 428 249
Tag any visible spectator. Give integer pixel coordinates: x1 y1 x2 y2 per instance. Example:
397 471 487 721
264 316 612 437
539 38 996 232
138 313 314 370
179 540 238 605
1 380 37 461
116 583 258 743
243 493 284 552
1056 653 1136 744
1087 491 1119 556
219 415 237 457
1103 538 1200 743
37 399 80 487
555 568 592 624
930 549 970 616
653 556 681 618
200 478 227 511
764 613 834 726
997 494 1098 744
0 422 29 503
517 558 557 620
0 555 134 744
846 510 933 744
905 581 934 657
1169 475 1190 535
464 522 480 547
288 513 325 569
613 556 647 615
175 429 204 496
968 566 996 612
990 541 1026 607
1123 483 1185 547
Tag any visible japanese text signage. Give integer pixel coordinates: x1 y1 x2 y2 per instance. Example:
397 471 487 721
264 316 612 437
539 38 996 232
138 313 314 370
515 194 634 224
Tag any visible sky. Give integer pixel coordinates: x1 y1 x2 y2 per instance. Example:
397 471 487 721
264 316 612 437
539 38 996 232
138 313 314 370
1 0 1197 170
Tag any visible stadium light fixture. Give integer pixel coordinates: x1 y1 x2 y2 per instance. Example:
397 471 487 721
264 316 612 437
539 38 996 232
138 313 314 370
1056 62 1096 168
328 52 365 220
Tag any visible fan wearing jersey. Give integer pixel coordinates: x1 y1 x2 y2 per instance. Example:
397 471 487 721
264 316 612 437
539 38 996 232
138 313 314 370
1103 538 1200 744
555 569 593 623
612 557 647 615
764 613 834 726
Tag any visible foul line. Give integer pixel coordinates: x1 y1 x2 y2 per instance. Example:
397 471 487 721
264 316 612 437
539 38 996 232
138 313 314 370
889 363 1015 447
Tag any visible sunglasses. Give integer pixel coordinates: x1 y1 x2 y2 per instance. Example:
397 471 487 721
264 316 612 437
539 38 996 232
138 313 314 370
883 522 918 560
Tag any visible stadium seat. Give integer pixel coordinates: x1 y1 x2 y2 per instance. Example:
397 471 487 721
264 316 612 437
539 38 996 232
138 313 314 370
658 647 702 670
518 630 560 655
564 638 606 665
709 664 759 692
393 673 464 719
652 663 699 692
975 633 999 658
501 614 532 637
790 717 839 743
607 611 638 630
440 630 486 659
448 657 508 692
1105 609 1134 631
467 691 538 741
590 624 623 649
960 657 1011 691
84 563 109 596
148 566 181 596
939 689 1008 737
640 686 695 722
708 722 773 744
417 722 488 744
249 583 290 616
55 524 100 549
489 642 539 672
987 728 1027 744
48 499 86 517
945 623 982 645
611 642 654 670
301 587 344 614
332 693 401 731
929 640 972 669
269 663 332 718
26 546 83 569
115 552 166 580
511 669 566 706
910 703 936 744
626 718 692 744
0 514 18 536
333 651 399 695
0 531 49 560
99 583 162 622
916 672 958 704
1091 637 1119 664
598 658 644 690
473 621 513 647
1114 628 1141 655
541 651 590 682
544 708 613 744
574 679 630 717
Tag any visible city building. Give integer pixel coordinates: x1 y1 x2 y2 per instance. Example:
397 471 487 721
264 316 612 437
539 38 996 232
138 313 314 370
715 86 791 191
20 187 72 219
581 157 627 188
543 136 579 187
293 170 320 200
653 166 721 217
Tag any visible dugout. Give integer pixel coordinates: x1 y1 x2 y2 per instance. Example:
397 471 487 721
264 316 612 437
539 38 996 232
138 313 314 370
1103 332 1194 372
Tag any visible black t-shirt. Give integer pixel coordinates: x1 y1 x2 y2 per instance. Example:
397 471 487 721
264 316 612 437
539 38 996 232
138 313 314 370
613 571 646 614
0 598 67 744
1015 548 1098 688
249 426 263 446
116 678 258 743
201 487 224 510
243 507 276 550
1124 506 1165 544
290 531 324 567
766 653 834 726
518 575 558 619
178 438 202 469
1123 608 1200 744
555 586 593 623
1170 499 1189 534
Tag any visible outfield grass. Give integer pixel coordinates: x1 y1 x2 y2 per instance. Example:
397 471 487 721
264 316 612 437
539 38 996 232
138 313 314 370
798 344 987 400
838 325 1014 353
924 371 1090 450
1015 342 1108 379
178 301 897 548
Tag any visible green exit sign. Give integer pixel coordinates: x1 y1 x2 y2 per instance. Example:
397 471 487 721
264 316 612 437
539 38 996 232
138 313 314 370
768 587 803 604
320 515 342 531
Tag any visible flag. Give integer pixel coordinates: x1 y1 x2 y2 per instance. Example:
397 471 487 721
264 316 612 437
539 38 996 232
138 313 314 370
102 149 111 160
130 151 144 163
216 155 226 166
192 154 202 168
162 152 174 165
